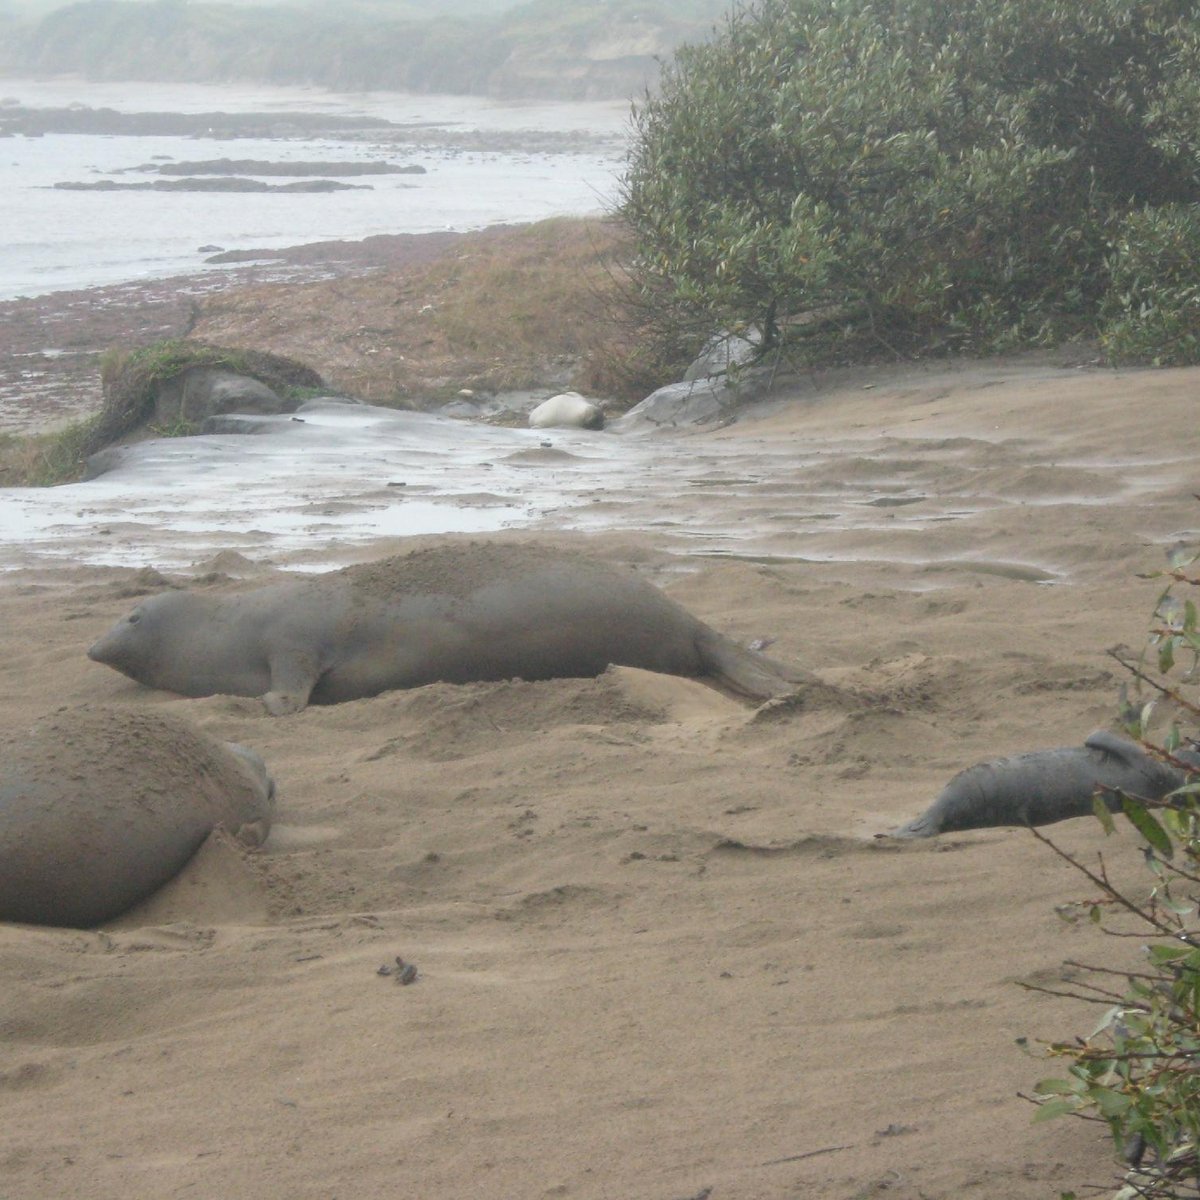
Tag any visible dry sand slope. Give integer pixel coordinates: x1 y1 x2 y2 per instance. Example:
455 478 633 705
2 357 1199 1200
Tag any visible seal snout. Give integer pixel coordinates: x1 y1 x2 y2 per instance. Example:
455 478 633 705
88 605 147 667
87 633 118 665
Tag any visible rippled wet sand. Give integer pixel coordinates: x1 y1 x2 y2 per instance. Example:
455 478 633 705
3 357 1195 590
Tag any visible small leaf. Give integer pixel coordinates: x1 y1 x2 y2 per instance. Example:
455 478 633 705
1146 943 1190 963
1159 595 1185 626
1033 1077 1081 1096
1093 794 1116 834
1168 543 1197 569
1088 1006 1123 1039
1121 794 1174 857
1158 637 1176 673
1032 1098 1076 1122
1089 1087 1131 1118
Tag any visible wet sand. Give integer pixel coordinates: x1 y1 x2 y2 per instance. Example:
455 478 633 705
2 355 1198 1199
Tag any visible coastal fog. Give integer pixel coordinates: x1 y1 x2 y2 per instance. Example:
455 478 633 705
0 80 628 299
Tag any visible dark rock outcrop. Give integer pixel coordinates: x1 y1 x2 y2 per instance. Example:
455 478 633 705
153 367 296 427
54 177 370 193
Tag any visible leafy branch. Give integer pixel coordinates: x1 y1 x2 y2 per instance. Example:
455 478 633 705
1028 548 1200 1200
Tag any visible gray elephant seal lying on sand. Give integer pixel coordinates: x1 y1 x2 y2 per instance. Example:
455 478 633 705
888 730 1200 838
89 542 817 714
0 706 275 927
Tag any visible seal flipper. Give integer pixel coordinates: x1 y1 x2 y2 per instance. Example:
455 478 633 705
692 626 819 701
1083 729 1146 764
1086 729 1200 777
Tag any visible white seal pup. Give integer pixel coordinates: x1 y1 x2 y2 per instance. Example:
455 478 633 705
528 392 605 430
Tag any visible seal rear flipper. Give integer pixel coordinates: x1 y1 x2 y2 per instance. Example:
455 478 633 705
693 626 819 701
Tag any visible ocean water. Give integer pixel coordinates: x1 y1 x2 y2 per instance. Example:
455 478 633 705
0 78 630 300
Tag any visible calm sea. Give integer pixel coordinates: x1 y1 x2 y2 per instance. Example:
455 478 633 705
0 78 629 301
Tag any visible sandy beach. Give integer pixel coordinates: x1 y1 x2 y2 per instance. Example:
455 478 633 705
1 341 1197 1198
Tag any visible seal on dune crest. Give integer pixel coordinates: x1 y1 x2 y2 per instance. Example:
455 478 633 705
0 706 275 928
88 542 818 715
887 730 1200 838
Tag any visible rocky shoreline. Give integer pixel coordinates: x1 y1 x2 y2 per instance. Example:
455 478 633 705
136 158 427 176
0 103 397 139
53 178 374 192
0 102 627 156
0 226 503 436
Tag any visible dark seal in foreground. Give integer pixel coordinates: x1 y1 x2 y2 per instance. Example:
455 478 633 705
0 706 275 928
887 730 1200 838
88 542 818 714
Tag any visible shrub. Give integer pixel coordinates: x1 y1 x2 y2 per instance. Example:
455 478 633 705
1100 206 1200 367
621 0 1200 368
1028 546 1200 1200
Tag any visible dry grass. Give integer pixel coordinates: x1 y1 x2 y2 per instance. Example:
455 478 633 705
0 421 100 487
191 216 666 406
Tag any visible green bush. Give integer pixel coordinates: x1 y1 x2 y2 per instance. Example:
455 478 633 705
85 340 324 461
1100 205 1200 366
1029 547 1200 1200
621 0 1200 368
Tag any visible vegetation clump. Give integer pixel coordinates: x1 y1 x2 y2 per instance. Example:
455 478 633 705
0 422 103 489
0 0 729 100
1028 548 1200 1200
1 340 325 487
88 339 324 456
621 0 1200 372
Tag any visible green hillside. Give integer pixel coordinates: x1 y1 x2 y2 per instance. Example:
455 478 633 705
0 0 729 100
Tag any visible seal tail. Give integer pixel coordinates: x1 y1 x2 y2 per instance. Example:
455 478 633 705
693 627 820 701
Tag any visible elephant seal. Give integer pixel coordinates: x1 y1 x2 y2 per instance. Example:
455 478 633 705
888 730 1200 838
528 392 605 430
88 542 817 714
0 706 275 928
